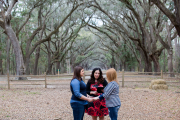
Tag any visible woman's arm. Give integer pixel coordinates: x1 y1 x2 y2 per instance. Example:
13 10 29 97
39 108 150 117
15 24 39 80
103 82 115 98
86 80 98 95
95 83 114 101
80 95 94 102
86 80 91 95
71 79 93 102
71 79 82 98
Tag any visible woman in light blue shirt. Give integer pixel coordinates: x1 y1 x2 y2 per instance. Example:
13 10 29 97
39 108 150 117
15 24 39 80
70 66 94 120
94 68 121 120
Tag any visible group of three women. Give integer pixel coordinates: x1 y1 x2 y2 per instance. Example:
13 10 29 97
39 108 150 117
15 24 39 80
70 66 121 120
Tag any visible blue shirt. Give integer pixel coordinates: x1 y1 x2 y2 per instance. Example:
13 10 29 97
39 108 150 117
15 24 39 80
70 79 88 105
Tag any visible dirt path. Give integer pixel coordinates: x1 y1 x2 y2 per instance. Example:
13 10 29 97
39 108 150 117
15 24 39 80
0 80 180 120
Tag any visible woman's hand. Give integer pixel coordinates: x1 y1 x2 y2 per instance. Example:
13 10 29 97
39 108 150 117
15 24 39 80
93 97 99 101
90 91 98 95
87 98 94 102
101 89 104 93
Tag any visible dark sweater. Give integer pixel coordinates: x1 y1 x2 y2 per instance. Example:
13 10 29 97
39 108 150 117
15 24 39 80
86 79 108 97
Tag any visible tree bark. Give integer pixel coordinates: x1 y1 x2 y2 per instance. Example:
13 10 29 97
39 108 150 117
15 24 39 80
56 61 60 72
144 57 152 73
6 39 11 74
5 23 25 75
60 59 66 74
12 49 15 75
53 65 56 75
0 51 3 75
167 48 174 77
46 42 52 75
163 50 166 72
150 0 180 37
151 54 160 75
138 60 143 72
33 45 40 75
0 0 25 76
166 23 174 77
174 38 180 72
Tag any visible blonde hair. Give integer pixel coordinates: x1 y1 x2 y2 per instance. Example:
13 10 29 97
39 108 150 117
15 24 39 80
106 68 119 84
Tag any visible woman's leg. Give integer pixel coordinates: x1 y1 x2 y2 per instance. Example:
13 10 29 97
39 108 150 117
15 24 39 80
99 116 104 120
71 103 85 120
92 116 97 120
108 106 120 120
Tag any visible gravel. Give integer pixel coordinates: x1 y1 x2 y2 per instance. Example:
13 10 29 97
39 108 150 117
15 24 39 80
0 78 180 120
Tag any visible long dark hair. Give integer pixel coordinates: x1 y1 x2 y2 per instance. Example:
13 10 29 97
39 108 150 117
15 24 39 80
89 68 104 84
72 66 83 81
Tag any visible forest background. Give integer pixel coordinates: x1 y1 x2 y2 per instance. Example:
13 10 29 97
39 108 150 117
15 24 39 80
0 0 180 76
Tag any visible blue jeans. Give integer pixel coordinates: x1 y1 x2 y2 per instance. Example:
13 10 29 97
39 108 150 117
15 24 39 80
108 105 120 120
71 103 85 120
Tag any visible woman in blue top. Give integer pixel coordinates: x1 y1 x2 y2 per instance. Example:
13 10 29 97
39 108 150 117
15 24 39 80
94 68 121 120
70 66 94 120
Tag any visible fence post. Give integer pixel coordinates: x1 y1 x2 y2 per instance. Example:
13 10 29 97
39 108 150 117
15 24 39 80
45 72 47 88
161 70 163 79
122 69 124 87
83 72 85 83
58 69 59 76
7 73 10 89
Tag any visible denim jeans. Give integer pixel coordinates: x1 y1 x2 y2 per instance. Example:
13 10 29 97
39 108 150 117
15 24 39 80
108 105 120 120
71 103 85 120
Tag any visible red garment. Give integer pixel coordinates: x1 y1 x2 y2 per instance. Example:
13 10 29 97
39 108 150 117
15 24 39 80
85 82 109 117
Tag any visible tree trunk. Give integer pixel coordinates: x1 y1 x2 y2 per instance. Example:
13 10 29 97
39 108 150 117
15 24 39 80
53 65 56 75
46 59 53 75
25 56 30 75
71 64 74 73
33 45 40 75
142 50 152 73
60 59 66 73
167 48 174 77
6 39 11 74
166 23 174 77
163 50 166 72
12 50 15 75
174 38 180 72
0 51 3 75
56 61 60 71
46 42 52 75
56 61 62 74
151 54 160 75
138 60 143 72
119 63 122 71
4 19 25 75
121 61 126 71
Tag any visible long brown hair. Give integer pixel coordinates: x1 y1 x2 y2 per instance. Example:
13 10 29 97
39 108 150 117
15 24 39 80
89 68 104 84
72 66 83 81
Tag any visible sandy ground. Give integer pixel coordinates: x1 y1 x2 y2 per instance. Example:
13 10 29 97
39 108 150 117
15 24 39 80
0 75 180 120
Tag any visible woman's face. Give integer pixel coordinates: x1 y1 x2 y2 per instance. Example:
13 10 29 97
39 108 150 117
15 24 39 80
80 69 84 77
94 70 100 79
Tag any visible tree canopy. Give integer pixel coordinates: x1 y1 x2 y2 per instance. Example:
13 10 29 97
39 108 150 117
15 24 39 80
0 0 180 75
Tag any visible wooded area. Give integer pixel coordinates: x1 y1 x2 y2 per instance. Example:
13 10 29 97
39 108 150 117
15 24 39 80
0 0 180 76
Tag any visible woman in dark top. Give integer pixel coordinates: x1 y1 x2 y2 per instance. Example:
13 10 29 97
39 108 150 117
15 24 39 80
85 68 109 120
70 66 94 120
